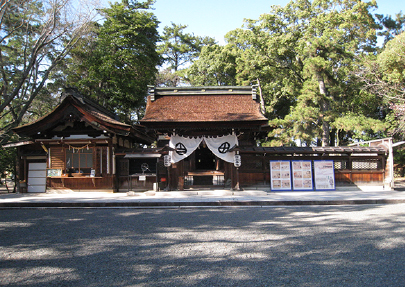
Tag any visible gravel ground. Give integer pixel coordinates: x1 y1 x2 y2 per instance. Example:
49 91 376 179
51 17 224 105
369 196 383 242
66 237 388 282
1 205 405 286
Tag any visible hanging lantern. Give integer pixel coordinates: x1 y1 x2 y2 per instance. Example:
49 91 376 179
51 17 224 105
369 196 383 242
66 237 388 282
234 154 241 167
164 155 172 167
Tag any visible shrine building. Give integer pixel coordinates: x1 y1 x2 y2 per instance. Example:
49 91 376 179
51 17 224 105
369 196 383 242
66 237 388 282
137 85 270 190
8 86 391 193
120 86 390 191
10 88 153 193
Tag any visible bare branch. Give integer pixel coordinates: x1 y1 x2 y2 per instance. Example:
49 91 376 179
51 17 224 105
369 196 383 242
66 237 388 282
0 0 12 27
0 0 98 144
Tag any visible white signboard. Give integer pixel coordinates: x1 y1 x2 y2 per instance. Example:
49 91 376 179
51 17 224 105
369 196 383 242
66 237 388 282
292 160 313 190
270 160 292 191
314 160 335 190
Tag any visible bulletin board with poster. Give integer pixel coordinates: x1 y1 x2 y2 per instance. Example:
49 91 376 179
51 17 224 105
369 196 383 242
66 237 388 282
270 160 292 191
292 160 313 191
314 160 335 190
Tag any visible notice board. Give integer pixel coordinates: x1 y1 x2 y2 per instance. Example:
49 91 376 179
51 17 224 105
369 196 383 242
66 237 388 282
292 160 313 190
314 160 335 190
270 160 292 191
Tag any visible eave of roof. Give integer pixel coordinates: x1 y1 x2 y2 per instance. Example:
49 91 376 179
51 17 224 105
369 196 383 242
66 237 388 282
13 95 131 136
233 146 387 155
2 141 34 148
115 147 169 156
12 94 154 144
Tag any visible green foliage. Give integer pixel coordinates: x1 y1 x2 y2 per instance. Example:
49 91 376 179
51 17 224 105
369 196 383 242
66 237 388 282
185 44 238 86
64 0 161 123
3 0 403 150
187 0 387 146
375 12 405 46
333 112 385 141
156 22 216 86
0 147 16 178
394 147 405 171
158 22 216 72
353 32 405 140
378 32 405 83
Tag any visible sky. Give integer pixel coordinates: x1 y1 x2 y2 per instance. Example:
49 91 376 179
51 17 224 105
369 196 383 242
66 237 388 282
101 0 404 45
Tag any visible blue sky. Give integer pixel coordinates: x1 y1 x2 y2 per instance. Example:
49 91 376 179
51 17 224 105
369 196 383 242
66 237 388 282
102 0 404 44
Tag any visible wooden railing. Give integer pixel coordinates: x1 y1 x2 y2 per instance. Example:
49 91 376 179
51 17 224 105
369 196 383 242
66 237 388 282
47 176 113 190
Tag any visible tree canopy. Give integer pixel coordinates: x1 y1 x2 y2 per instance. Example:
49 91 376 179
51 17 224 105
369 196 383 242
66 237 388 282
356 31 405 138
0 0 95 144
1 0 405 150
187 0 388 146
62 0 161 123
156 22 216 86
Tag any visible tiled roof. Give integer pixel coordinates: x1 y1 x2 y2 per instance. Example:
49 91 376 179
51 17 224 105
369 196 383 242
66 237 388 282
141 86 268 124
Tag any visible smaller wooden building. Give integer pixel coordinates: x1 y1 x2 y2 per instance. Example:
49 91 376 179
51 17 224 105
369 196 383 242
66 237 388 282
234 145 389 189
11 89 153 193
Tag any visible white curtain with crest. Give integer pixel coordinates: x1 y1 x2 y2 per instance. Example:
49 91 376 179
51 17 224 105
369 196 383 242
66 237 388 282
169 135 202 163
204 134 238 163
169 134 238 163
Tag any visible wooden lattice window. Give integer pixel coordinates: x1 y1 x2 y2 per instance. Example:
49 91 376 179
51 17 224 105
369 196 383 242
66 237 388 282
352 160 379 170
66 148 93 173
334 160 348 170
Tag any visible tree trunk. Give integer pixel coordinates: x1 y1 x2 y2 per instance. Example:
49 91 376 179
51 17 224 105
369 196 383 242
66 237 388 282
317 72 330 147
329 128 336 147
256 78 266 115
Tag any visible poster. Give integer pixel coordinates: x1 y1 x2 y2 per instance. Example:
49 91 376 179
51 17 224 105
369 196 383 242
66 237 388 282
292 160 313 190
270 160 292 191
314 160 335 190
47 169 62 177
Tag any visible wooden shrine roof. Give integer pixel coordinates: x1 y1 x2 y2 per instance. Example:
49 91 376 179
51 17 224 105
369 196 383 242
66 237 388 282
13 89 153 143
140 86 269 131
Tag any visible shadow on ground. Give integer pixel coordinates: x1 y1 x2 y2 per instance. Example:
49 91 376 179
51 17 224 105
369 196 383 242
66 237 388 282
1 205 405 286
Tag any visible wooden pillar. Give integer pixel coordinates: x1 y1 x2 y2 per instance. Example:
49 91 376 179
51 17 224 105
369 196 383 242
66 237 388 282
94 144 100 177
263 153 267 185
229 163 237 190
235 167 241 191
15 147 21 193
168 163 180 191
108 141 112 175
166 165 171 191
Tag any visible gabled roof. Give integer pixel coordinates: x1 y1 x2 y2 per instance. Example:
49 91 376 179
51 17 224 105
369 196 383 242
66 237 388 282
140 86 269 132
13 89 153 144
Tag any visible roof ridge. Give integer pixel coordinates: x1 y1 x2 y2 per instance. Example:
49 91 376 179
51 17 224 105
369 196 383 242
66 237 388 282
149 85 255 97
62 88 117 120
